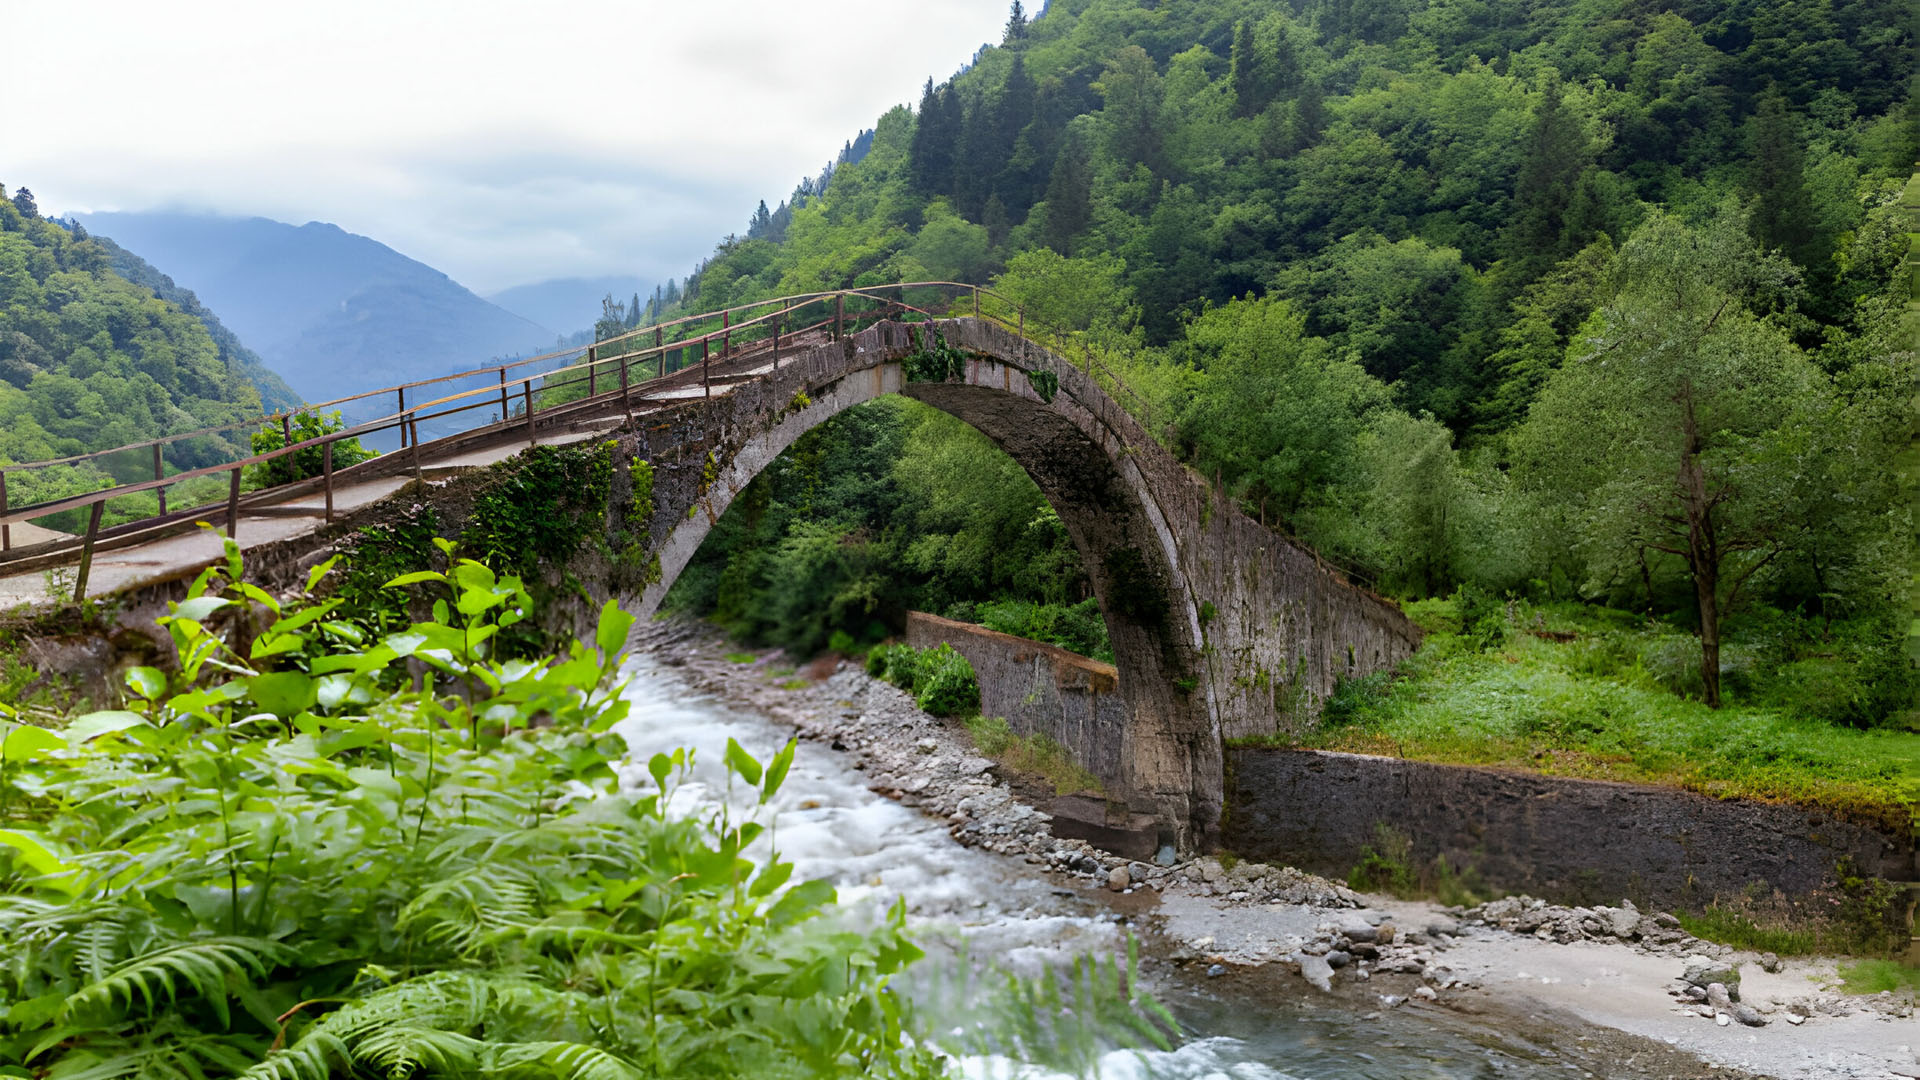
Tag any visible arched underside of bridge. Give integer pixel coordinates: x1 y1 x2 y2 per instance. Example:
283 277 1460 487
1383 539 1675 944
622 318 1420 850
635 322 1215 849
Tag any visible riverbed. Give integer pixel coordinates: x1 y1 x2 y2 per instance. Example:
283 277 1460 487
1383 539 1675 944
614 627 1916 1079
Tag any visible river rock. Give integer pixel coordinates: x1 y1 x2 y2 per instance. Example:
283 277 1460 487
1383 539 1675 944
1758 952 1783 973
1333 914 1379 942
1605 901 1641 938
1325 950 1352 969
1685 963 1741 998
1298 954 1334 992
1732 1004 1768 1027
1426 916 1461 938
1108 864 1130 892
1706 983 1736 1012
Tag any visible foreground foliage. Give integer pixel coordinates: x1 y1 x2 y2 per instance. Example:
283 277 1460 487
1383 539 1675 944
0 541 942 1079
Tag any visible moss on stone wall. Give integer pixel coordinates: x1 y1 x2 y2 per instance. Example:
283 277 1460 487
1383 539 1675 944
461 441 615 582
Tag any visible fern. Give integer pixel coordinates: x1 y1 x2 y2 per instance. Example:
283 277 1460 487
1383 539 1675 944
63 937 294 1028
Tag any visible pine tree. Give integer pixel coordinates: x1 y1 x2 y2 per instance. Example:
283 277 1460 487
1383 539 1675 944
11 187 37 219
749 200 773 238
909 79 960 195
628 292 643 328
1230 21 1262 118
1747 87 1820 271
1041 131 1091 255
1502 77 1592 285
1004 0 1028 45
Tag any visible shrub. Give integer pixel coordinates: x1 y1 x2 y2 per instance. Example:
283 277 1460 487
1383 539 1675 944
248 409 377 487
914 643 980 716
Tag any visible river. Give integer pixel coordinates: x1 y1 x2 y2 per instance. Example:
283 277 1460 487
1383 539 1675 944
611 652 1665 1080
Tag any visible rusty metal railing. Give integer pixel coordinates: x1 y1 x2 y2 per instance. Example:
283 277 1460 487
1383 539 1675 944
0 279 1209 599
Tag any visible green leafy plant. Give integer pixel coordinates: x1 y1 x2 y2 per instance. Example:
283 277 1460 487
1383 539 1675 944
0 539 948 1080
901 328 968 383
248 410 377 487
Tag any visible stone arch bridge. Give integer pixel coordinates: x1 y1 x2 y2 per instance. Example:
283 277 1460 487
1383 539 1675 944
625 317 1417 847
1 310 1418 849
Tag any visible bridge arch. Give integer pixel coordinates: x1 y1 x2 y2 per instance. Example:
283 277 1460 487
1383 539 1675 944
634 319 1216 849
621 317 1419 851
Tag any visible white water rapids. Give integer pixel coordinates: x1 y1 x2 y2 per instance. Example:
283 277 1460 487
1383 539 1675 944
611 653 1616 1080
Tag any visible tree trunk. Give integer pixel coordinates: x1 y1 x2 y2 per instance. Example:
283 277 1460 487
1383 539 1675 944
1678 383 1723 708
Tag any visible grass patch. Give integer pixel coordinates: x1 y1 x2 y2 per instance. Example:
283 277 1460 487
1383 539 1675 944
777 678 811 691
1676 906 1819 956
725 651 758 663
1252 600 1920 834
963 715 1103 795
1344 823 1486 906
1839 959 1920 995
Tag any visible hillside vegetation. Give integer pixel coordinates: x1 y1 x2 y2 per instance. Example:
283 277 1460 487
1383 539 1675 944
0 189 286 526
661 0 1918 746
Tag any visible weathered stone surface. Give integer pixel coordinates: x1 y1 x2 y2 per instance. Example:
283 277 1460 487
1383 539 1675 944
906 611 1127 783
1048 794 1159 862
1225 747 1914 913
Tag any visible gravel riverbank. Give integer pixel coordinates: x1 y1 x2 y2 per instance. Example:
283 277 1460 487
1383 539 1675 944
635 619 1918 1079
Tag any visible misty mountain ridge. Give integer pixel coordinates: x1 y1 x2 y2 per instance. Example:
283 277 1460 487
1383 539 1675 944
74 211 553 403
487 275 652 339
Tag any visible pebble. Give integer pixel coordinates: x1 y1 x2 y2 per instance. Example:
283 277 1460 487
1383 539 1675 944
1107 864 1130 892
1413 985 1437 1001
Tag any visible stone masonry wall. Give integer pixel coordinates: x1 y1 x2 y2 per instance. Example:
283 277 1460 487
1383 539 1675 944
904 611 1128 782
1226 747 1915 913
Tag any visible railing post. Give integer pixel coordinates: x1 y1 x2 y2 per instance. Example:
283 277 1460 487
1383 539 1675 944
773 308 781 369
525 380 536 445
588 344 598 398
721 309 730 359
73 501 104 602
620 350 632 423
226 467 242 539
1 468 10 552
152 443 167 518
702 335 711 398
834 294 844 341
410 411 423 481
656 327 665 380
499 368 509 424
323 440 334 524
397 388 407 449
973 286 980 318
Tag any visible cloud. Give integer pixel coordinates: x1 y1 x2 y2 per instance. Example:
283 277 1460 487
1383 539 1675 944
4 0 1007 293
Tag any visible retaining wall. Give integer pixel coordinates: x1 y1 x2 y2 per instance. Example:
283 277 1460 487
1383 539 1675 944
1225 747 1915 913
904 611 1128 782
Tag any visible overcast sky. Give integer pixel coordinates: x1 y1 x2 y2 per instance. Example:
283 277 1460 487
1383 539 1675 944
3 0 1009 295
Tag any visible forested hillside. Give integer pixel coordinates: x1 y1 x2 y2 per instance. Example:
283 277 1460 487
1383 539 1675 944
0 187 281 519
662 0 1918 726
84 230 301 412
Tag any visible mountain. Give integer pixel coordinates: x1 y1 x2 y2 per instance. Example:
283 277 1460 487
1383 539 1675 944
78 227 301 412
488 276 651 339
73 212 553 402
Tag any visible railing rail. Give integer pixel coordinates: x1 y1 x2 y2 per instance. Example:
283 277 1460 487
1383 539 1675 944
0 280 1359 596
